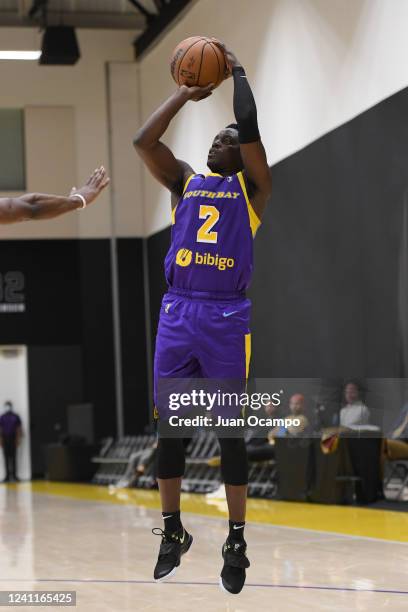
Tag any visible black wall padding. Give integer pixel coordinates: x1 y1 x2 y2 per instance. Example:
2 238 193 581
117 238 148 433
0 238 149 449
250 87 408 379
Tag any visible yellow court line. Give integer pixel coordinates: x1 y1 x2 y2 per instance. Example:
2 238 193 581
17 481 408 544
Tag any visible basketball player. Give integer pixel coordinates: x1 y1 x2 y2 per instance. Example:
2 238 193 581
134 42 271 594
0 167 109 224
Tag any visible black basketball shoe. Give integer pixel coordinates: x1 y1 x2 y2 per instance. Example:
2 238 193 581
219 538 250 594
152 527 193 581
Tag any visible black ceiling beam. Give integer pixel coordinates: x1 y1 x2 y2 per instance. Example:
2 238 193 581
134 0 192 60
28 0 48 19
128 0 154 22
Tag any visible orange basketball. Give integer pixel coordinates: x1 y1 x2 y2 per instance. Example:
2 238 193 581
170 36 226 89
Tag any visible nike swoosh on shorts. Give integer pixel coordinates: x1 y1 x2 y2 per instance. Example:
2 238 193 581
223 311 238 318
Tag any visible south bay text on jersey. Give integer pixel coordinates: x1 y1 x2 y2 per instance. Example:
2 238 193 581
183 189 241 200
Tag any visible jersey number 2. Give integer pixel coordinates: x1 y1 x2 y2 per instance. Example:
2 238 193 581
197 205 219 244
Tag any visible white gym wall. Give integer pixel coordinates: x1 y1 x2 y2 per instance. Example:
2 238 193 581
0 27 135 240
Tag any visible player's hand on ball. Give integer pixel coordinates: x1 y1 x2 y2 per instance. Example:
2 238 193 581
70 166 110 206
180 83 214 102
211 40 241 78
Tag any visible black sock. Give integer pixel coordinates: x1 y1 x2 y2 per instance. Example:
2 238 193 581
162 510 182 533
229 520 245 542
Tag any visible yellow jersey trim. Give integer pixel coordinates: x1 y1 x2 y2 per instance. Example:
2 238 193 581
245 332 251 380
172 173 195 225
242 332 252 415
183 173 195 193
237 171 261 238
206 172 222 177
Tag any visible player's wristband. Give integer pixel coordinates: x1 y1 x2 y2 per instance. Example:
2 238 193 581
71 194 87 209
232 66 246 76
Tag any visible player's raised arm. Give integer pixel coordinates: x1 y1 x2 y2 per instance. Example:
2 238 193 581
216 43 272 219
133 84 213 198
0 167 109 225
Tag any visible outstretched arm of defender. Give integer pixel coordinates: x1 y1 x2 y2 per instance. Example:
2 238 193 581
133 84 213 197
217 42 272 219
0 167 109 225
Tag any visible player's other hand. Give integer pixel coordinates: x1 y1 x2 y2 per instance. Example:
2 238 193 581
180 83 214 102
211 40 241 78
70 166 110 206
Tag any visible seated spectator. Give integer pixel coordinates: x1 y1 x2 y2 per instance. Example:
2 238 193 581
384 403 408 461
245 400 279 462
339 381 370 428
268 393 311 439
287 393 311 436
215 395 311 466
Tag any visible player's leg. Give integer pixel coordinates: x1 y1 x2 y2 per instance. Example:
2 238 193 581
157 436 184 522
152 295 196 581
153 437 194 581
219 437 248 518
218 437 250 595
197 298 251 594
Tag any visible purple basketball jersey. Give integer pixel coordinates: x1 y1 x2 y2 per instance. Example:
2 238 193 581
164 172 260 294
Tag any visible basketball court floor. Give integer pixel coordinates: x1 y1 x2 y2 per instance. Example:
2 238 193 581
0 482 407 611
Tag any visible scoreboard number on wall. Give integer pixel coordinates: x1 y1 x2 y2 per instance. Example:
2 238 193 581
0 271 26 313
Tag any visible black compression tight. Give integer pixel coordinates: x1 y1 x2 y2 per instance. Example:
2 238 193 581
156 436 248 486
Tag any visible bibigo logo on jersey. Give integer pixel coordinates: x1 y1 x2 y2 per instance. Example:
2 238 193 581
175 248 193 267
175 248 234 271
